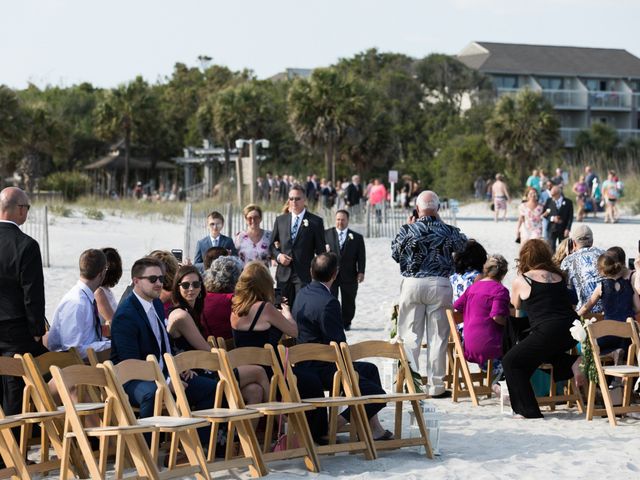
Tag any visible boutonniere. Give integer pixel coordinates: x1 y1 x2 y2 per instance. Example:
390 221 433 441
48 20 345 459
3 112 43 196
348 233 354 240
303 219 309 227
562 201 566 206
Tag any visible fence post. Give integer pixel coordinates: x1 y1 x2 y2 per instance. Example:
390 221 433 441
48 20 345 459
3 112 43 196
43 205 50 267
365 203 371 238
224 203 233 237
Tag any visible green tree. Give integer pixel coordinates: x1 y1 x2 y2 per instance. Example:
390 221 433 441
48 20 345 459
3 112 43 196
288 68 370 182
95 76 157 194
485 89 561 184
575 123 620 157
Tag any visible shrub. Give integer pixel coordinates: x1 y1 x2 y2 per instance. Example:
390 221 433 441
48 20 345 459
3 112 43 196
84 208 104 220
49 204 72 217
39 171 91 201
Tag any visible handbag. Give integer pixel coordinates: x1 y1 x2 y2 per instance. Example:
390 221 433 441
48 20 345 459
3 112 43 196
272 348 300 452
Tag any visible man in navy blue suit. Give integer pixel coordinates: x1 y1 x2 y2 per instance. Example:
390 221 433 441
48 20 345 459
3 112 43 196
110 257 216 442
194 211 237 271
293 252 392 441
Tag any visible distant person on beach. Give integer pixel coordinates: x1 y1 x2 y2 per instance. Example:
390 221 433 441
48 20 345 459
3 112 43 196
0 187 47 416
572 175 589 222
474 176 485 199
601 170 620 223
345 174 364 210
48 249 111 360
392 190 467 398
491 173 510 222
194 211 237 272
525 169 541 194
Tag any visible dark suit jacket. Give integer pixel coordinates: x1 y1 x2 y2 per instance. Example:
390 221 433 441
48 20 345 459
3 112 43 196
324 227 366 285
544 197 574 234
110 292 172 371
0 222 46 346
269 210 325 284
194 234 238 270
292 281 346 345
345 183 363 207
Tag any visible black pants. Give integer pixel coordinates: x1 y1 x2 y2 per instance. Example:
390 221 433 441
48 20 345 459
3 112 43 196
548 230 567 253
315 361 385 421
279 273 305 310
331 282 358 328
292 366 328 440
502 327 577 418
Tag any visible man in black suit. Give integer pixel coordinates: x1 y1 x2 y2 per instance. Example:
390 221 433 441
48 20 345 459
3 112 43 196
111 257 216 443
0 187 47 417
194 211 237 272
293 253 391 440
543 185 574 253
325 210 365 330
344 175 363 209
269 184 325 307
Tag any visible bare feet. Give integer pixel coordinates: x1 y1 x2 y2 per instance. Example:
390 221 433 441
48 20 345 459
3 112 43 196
572 357 586 388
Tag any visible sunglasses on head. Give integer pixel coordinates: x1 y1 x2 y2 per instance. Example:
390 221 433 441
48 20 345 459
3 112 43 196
139 275 165 284
179 281 201 290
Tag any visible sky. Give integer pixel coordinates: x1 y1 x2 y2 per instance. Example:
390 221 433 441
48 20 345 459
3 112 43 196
2 0 640 89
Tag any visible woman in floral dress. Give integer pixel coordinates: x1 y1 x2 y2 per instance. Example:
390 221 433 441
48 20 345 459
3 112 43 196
234 204 272 267
515 188 543 245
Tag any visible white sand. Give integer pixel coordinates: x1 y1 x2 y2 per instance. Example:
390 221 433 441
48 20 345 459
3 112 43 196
40 202 640 478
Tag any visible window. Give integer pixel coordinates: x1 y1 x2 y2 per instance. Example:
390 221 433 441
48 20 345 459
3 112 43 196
585 79 612 91
492 75 518 89
538 77 564 90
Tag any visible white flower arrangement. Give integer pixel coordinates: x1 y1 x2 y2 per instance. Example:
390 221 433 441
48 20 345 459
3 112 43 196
348 233 354 240
303 219 309 227
569 317 598 383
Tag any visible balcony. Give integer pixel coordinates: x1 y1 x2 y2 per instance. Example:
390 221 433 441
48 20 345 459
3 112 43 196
618 129 640 142
588 91 631 110
497 88 587 109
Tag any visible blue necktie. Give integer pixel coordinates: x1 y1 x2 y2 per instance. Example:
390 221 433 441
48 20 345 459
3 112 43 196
291 216 300 240
339 230 346 250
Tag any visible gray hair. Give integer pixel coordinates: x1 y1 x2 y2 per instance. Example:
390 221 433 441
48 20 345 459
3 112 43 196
416 190 439 211
483 254 509 280
204 256 242 293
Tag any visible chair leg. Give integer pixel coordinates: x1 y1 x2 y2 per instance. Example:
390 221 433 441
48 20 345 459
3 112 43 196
115 435 125 479
410 400 433 459
225 422 236 460
178 430 211 480
598 375 618 426
235 419 268 477
289 412 320 473
0 429 31 480
586 381 596 421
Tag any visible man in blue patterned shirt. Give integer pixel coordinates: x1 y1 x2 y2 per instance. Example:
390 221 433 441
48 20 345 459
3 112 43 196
391 190 467 397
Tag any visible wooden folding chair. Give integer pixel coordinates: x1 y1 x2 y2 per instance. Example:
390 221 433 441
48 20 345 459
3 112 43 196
164 350 267 478
340 340 433 458
445 309 494 406
215 337 235 351
103 358 211 479
86 347 112 367
220 345 320 471
535 352 584 413
279 342 376 460
0 356 69 478
0 415 33 479
50 363 160 479
586 318 640 426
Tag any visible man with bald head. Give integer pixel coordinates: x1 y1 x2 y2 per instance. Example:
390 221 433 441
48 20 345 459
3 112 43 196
392 190 467 398
543 185 573 252
0 187 47 416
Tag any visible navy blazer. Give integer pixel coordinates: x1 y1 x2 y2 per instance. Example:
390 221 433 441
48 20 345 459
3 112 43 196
292 281 346 345
194 234 238 271
110 292 172 369
269 211 325 284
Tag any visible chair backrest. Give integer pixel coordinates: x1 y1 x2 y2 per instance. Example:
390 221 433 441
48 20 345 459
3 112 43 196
216 337 235 351
285 342 341 365
587 318 640 363
86 347 112 367
0 357 31 417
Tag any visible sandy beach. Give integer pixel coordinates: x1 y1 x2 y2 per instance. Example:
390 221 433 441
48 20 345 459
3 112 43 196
40 201 640 479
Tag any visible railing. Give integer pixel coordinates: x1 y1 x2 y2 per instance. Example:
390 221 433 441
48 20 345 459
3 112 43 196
588 91 631 109
20 205 50 268
618 129 640 142
634 93 640 109
540 89 587 108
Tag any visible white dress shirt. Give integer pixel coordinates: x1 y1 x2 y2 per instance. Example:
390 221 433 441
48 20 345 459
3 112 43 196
48 280 111 359
133 291 171 370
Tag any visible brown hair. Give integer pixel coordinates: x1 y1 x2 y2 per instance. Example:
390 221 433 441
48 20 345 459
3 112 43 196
171 265 205 323
231 261 274 317
131 257 165 279
517 238 564 277
148 250 179 290
483 254 508 281
101 247 122 288
597 251 624 278
79 249 107 280
204 247 228 270
243 204 263 219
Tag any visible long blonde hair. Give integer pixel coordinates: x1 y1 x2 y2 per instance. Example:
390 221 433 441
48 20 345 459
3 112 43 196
231 261 275 317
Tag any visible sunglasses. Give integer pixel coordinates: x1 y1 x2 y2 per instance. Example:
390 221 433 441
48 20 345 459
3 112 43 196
139 275 165 284
179 281 202 290
17 204 31 211
288 197 302 201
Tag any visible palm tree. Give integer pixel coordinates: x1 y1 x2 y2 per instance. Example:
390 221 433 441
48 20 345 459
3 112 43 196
288 68 369 183
95 76 154 195
485 89 561 184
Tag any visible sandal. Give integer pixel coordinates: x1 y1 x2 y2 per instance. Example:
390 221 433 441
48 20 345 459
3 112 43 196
374 429 394 441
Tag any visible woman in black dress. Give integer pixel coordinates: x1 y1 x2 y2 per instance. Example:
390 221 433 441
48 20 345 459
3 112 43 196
504 239 584 418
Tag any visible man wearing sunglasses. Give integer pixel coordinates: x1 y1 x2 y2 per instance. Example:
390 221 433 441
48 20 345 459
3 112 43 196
0 187 47 418
111 257 216 435
270 184 325 307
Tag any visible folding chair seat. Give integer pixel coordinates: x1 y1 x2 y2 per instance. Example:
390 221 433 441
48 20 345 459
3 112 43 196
340 340 433 458
50 363 160 479
164 350 267 477
103 358 211 479
446 309 494 406
586 318 640 426
279 342 376 460
220 345 319 472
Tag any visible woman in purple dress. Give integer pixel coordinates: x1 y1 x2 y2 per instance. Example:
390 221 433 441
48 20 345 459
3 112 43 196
453 254 510 369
